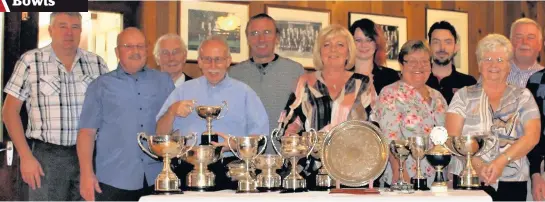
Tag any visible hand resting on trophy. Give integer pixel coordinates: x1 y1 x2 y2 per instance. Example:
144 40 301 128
210 132 238 153
166 100 197 117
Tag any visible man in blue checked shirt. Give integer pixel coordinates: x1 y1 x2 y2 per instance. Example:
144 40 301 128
77 27 174 201
156 35 269 190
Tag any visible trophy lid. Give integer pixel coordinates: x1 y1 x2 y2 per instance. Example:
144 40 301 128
321 120 389 187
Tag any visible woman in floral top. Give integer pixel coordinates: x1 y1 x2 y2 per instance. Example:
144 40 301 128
278 24 376 190
373 40 447 188
446 34 540 201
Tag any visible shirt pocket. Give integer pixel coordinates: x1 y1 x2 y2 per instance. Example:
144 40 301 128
38 75 61 96
76 74 98 93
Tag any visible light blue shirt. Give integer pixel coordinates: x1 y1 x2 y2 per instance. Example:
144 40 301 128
79 65 174 190
156 75 269 152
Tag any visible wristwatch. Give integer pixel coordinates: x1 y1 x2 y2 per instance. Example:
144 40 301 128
501 153 512 163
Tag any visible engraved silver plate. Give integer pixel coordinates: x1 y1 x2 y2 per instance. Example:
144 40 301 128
321 120 389 187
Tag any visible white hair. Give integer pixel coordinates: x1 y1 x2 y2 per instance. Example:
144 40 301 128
153 33 187 65
197 35 231 57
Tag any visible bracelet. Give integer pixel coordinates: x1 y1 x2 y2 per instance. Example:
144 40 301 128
501 153 512 163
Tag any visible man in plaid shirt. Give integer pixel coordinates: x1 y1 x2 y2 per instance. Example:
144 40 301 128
1 12 108 201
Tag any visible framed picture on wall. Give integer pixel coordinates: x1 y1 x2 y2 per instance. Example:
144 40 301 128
349 12 407 70
266 5 331 68
426 8 469 75
180 1 249 63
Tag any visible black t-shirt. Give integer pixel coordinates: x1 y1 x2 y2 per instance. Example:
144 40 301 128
349 63 400 94
426 65 477 104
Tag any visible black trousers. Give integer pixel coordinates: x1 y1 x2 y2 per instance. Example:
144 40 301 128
482 181 527 201
95 177 153 201
172 156 238 191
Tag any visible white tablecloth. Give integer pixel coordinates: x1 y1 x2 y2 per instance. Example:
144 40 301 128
140 190 492 202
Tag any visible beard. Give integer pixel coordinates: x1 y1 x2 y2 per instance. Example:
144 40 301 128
433 52 457 66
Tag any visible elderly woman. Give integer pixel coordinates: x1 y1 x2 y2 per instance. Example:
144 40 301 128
445 34 540 201
373 40 448 188
154 33 193 87
278 24 376 189
349 18 399 94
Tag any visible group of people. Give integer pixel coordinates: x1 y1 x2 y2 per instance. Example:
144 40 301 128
2 11 545 202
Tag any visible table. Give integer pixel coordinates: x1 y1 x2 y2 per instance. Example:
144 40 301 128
140 190 492 202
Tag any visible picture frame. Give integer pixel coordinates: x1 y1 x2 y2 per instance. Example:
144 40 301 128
180 1 249 63
266 5 331 68
349 12 407 70
426 8 469 75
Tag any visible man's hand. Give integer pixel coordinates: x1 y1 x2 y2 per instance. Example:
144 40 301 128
533 173 545 201
80 172 102 201
20 155 44 190
211 132 237 152
167 100 196 118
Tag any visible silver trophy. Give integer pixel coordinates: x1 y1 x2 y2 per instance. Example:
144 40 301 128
227 135 267 193
183 145 222 191
408 136 431 191
390 139 414 193
196 101 228 145
308 131 336 190
254 154 283 192
137 131 196 193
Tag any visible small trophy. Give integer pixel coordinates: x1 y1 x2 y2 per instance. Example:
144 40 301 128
445 132 497 189
227 135 267 193
271 129 317 193
390 139 414 193
307 131 336 190
425 126 452 193
183 145 222 191
196 101 228 145
137 131 196 193
254 154 283 192
408 136 431 191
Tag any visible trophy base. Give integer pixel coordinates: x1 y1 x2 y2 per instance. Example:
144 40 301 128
459 186 481 190
186 186 216 192
410 178 430 191
316 174 336 189
310 186 335 191
280 187 307 193
153 190 184 195
236 189 260 193
257 187 282 192
430 185 448 193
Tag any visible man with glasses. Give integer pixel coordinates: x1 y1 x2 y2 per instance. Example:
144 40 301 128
426 21 476 104
229 13 304 153
508 18 544 87
77 27 174 201
156 35 268 190
154 33 193 87
2 12 108 201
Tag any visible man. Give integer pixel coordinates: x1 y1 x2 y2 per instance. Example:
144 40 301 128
527 69 545 201
1 12 108 201
229 13 304 153
153 33 193 87
77 27 174 201
507 18 544 88
156 35 268 190
426 21 477 104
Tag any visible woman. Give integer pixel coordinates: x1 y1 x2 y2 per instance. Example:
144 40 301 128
278 24 376 189
373 40 448 188
349 18 399 94
445 34 540 201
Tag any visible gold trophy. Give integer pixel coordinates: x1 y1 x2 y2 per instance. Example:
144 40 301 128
183 145 222 191
425 126 452 193
390 139 414 194
445 132 497 189
227 135 267 193
254 154 283 192
307 131 335 191
271 128 317 193
137 131 196 193
196 101 228 145
408 136 431 191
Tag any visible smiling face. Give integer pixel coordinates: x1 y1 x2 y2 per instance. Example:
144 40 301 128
157 38 187 77
320 34 349 70
247 18 277 61
511 23 543 64
400 50 432 89
115 28 147 74
353 28 376 61
197 39 232 85
430 29 458 66
479 50 510 83
48 13 82 52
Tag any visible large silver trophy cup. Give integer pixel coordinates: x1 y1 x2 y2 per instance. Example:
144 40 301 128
308 131 336 190
254 154 284 192
137 131 196 193
196 101 228 145
390 139 414 193
227 135 267 193
408 136 431 191
183 145 222 191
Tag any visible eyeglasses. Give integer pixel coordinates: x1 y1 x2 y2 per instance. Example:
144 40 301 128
159 48 184 57
403 59 431 67
481 57 506 64
200 56 228 64
249 30 275 37
121 44 146 50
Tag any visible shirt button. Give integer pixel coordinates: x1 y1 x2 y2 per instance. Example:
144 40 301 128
138 93 141 95
140 108 142 110
140 124 143 127
136 79 138 82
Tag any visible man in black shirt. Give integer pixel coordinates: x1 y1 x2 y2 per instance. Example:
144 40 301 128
526 70 545 200
426 21 476 104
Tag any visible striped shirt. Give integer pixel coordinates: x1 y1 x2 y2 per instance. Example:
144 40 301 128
507 61 544 88
447 83 540 185
4 45 108 146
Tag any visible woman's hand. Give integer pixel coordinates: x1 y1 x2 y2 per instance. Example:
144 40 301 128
480 159 507 185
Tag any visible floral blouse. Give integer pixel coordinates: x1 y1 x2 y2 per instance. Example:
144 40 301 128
372 80 447 185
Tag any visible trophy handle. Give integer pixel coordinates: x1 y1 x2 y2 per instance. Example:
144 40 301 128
217 101 229 119
442 137 462 156
227 134 241 159
256 135 268 157
137 132 158 159
305 128 318 157
270 127 284 158
177 132 197 158
476 134 498 157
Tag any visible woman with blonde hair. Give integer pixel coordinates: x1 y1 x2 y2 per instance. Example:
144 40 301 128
278 24 376 190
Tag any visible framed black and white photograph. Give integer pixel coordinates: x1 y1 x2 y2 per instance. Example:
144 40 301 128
266 5 330 68
180 1 249 63
349 13 407 70
426 8 469 75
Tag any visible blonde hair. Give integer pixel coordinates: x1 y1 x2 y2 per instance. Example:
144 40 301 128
510 18 543 41
476 34 513 62
312 24 356 70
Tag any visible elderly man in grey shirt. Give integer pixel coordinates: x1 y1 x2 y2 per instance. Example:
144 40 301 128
229 13 304 153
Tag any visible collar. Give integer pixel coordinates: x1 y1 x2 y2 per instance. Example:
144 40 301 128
174 73 186 87
42 44 83 72
115 64 148 78
202 73 232 89
250 54 280 74
510 61 544 72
